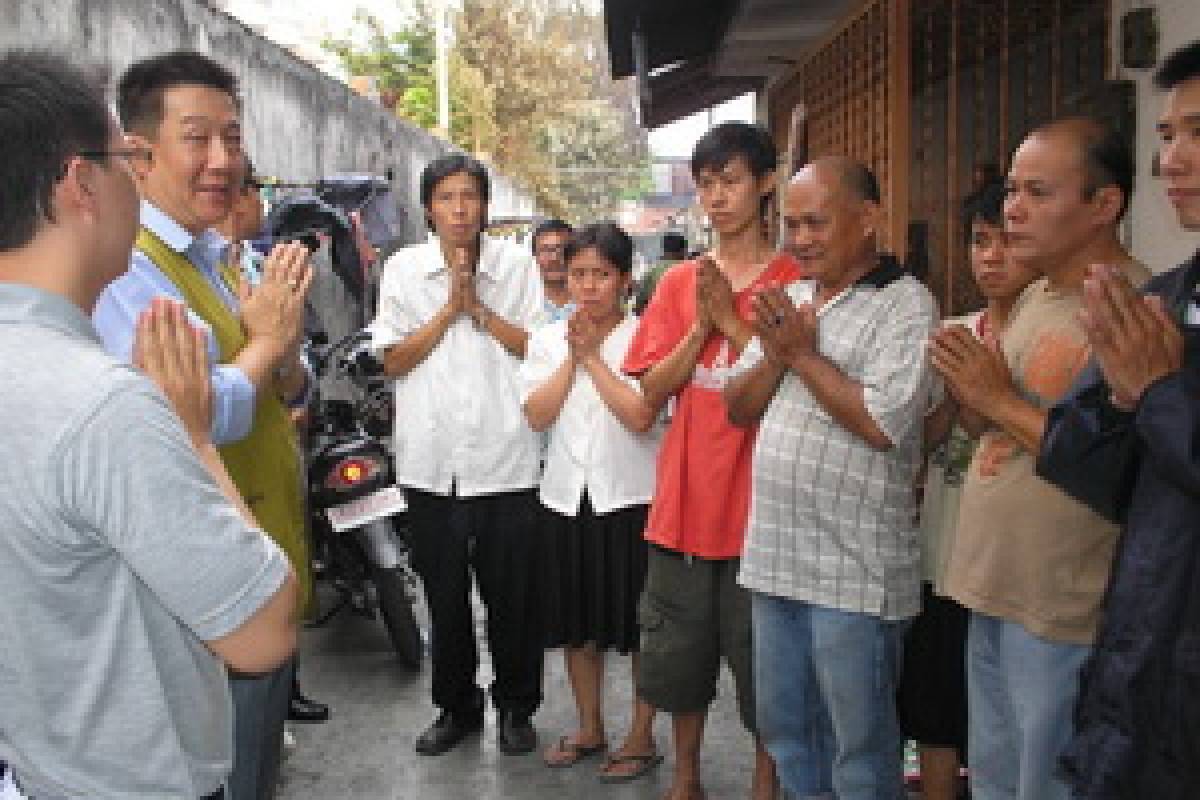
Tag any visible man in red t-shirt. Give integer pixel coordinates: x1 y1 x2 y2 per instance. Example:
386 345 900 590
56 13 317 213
622 122 800 800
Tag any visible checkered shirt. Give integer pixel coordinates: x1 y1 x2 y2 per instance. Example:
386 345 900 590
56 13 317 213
732 269 938 620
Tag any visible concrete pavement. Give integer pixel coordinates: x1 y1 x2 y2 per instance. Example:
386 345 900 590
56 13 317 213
277 586 756 799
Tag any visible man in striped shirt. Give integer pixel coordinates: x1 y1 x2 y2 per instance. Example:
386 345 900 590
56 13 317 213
725 157 938 800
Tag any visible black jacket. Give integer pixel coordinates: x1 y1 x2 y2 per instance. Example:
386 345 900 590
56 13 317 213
1037 251 1200 799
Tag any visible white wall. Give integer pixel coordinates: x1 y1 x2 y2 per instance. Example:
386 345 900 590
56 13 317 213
1114 0 1200 272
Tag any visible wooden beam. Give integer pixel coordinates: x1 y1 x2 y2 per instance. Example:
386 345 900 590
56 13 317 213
887 0 911 258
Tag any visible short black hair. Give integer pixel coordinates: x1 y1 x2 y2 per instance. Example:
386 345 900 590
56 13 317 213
565 221 634 275
531 218 572 251
842 161 881 204
0 50 111 252
961 179 1006 242
1081 125 1134 220
419 153 490 212
118 51 239 136
1155 40 1200 90
690 122 777 179
662 232 687 257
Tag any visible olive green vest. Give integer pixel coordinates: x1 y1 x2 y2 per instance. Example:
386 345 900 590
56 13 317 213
135 228 311 612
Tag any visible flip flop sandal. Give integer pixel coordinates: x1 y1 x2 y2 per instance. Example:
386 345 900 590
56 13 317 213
543 736 606 768
597 751 665 783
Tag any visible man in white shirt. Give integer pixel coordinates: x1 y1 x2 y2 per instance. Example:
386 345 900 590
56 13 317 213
530 217 575 326
371 154 546 757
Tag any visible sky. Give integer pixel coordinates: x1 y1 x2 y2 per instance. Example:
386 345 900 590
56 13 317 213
231 0 754 159
647 92 758 158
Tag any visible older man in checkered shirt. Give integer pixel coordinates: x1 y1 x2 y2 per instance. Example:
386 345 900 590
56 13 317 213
725 157 938 800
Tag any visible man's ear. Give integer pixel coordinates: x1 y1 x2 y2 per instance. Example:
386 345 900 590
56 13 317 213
862 201 885 242
1091 185 1125 228
54 157 99 221
758 168 778 199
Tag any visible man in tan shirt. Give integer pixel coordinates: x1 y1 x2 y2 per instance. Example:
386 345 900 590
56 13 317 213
930 118 1149 800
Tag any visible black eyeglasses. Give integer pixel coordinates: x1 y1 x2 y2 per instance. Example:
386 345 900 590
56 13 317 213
77 147 144 165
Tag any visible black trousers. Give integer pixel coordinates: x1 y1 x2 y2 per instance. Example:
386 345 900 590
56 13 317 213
406 488 544 718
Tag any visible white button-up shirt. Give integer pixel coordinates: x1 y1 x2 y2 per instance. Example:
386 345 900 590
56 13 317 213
519 316 660 516
370 235 544 496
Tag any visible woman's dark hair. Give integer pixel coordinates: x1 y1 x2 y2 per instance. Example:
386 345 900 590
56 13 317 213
565 221 634 275
961 179 1006 242
690 122 777 179
419 153 491 211
0 50 111 252
118 50 239 136
662 232 688 258
1155 40 1200 90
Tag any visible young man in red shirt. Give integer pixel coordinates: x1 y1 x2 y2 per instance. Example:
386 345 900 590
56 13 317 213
622 122 800 800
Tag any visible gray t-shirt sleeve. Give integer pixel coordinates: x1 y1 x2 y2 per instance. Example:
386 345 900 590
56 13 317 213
55 373 290 642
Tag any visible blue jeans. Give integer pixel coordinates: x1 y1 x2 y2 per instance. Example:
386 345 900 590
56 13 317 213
753 593 908 800
966 612 1089 800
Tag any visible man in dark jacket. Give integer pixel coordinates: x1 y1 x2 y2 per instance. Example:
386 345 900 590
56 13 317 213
1037 40 1200 799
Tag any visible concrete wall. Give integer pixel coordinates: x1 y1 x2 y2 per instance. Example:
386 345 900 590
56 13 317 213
0 0 538 247
1112 0 1200 272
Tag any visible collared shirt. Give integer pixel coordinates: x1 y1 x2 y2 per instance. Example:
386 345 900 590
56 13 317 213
732 265 938 620
93 202 256 444
0 283 288 799
519 316 660 516
620 253 803 558
532 298 577 328
369 235 545 496
945 267 1150 644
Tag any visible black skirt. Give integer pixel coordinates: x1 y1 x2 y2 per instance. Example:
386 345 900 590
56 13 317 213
897 582 969 752
540 494 649 654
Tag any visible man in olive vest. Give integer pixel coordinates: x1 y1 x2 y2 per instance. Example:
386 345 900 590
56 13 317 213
93 51 312 800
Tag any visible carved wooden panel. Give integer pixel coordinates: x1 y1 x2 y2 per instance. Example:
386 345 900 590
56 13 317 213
799 1 893 207
910 0 1109 315
774 0 1109 314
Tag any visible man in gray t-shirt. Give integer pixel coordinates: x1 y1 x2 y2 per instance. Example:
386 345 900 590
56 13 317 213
0 52 297 799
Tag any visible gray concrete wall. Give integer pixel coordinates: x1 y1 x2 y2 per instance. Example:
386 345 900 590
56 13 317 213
0 0 538 247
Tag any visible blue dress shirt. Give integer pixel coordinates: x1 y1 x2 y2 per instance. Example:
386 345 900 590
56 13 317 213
93 202 257 445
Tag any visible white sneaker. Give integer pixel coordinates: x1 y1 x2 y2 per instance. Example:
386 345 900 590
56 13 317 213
282 727 297 760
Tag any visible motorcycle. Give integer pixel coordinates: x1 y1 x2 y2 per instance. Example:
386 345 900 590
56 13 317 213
303 329 423 670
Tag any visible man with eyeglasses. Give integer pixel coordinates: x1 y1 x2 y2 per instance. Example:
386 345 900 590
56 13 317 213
530 218 575 326
92 50 313 800
0 50 297 800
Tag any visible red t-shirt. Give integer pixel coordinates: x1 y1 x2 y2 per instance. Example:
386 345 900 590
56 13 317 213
622 254 803 559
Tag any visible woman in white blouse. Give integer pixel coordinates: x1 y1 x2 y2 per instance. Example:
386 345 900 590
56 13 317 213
520 222 663 781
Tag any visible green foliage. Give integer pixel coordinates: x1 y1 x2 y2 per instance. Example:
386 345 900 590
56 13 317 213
323 1 648 221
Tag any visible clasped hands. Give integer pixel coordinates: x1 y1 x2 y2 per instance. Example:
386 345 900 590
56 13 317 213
237 240 313 367
446 246 490 328
1078 264 1183 410
930 264 1183 418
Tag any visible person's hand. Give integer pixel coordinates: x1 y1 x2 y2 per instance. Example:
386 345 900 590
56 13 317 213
238 240 312 364
1080 264 1184 410
930 325 1015 418
696 255 736 335
566 310 605 364
752 286 817 367
446 246 479 319
134 297 213 442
